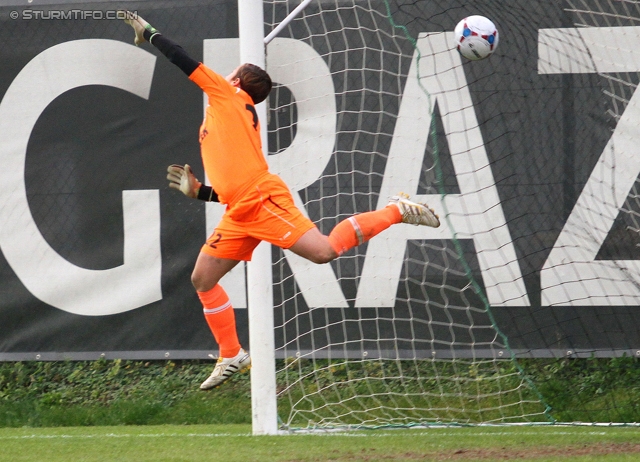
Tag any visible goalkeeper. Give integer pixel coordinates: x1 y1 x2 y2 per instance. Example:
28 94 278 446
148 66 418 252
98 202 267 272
123 13 440 391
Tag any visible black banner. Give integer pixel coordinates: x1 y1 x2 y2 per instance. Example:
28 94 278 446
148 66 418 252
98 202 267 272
0 0 638 360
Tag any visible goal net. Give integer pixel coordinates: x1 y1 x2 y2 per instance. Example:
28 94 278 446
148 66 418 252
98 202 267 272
263 0 640 429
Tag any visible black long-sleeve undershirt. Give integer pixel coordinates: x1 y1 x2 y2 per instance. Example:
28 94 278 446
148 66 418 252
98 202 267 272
197 185 219 202
143 29 200 76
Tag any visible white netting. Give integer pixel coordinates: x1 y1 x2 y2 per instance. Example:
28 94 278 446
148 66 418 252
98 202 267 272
264 0 553 429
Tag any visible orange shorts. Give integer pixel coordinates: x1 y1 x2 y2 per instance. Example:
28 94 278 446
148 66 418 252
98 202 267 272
201 174 316 261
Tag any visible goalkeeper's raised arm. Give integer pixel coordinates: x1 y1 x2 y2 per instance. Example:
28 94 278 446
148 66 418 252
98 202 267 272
123 12 199 76
122 11 271 106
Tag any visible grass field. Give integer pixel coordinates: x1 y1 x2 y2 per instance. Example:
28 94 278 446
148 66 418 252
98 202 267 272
2 360 640 460
0 424 638 462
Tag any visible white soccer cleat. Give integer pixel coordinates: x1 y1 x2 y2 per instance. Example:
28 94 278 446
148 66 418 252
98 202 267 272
200 348 251 390
388 192 440 228
121 11 154 46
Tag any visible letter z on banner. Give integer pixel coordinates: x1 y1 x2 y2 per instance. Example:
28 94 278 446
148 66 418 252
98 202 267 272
539 27 640 306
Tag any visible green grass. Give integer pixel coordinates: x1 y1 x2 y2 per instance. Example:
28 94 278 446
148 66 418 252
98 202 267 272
0 359 254 427
0 424 638 461
0 394 251 427
1 357 640 427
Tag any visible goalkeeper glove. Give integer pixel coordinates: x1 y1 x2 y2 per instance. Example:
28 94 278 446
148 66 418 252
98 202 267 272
167 164 201 199
121 11 159 46
167 164 220 202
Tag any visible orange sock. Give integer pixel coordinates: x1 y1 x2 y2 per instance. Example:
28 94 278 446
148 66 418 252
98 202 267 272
328 205 401 256
197 284 241 358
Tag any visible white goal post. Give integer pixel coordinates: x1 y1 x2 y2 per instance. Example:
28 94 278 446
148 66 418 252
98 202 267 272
242 0 335 436
238 0 278 436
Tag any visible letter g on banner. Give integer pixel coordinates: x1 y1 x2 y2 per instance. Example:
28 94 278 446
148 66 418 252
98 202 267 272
0 39 162 316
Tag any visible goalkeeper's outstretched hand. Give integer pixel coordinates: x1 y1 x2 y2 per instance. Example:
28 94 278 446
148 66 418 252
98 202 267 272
121 11 158 46
167 164 201 199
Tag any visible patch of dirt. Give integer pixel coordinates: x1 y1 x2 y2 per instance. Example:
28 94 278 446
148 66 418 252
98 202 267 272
301 443 640 461
434 442 640 460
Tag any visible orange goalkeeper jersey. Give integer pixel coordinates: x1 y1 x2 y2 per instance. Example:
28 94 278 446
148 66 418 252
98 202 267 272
189 63 269 205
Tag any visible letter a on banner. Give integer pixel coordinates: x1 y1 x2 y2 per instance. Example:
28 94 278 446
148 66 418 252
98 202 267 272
357 32 529 307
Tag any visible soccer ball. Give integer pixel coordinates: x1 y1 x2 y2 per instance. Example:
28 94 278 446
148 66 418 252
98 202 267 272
454 15 499 61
